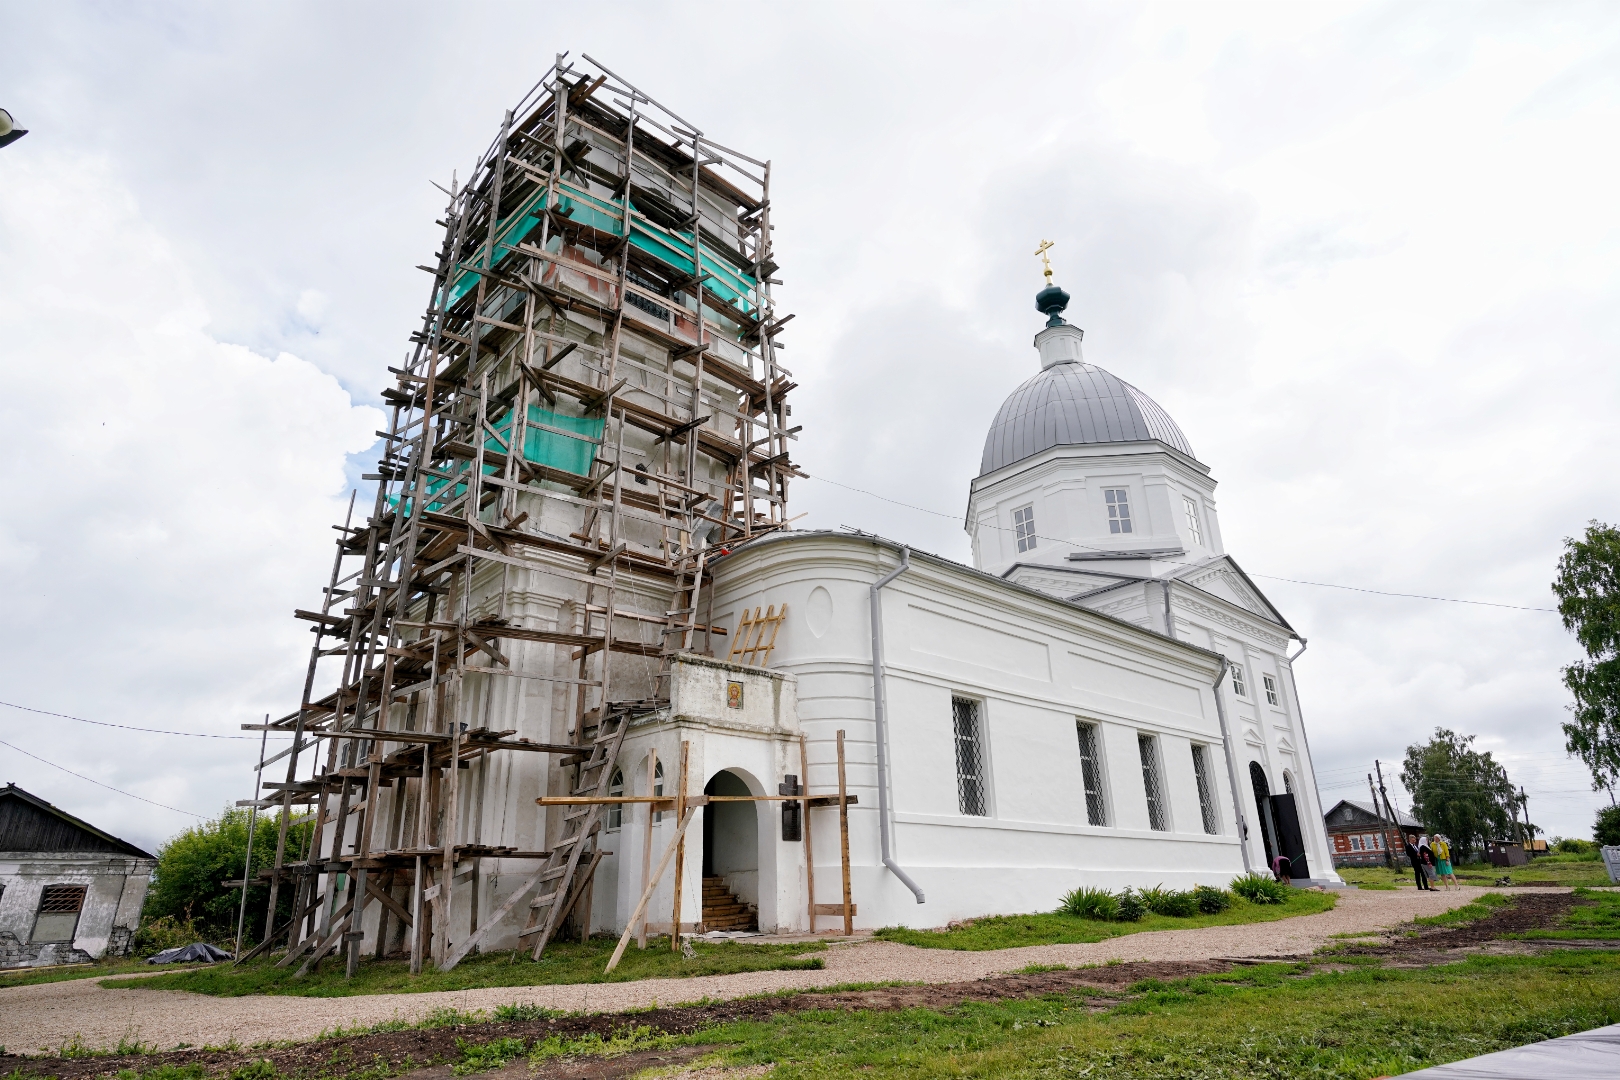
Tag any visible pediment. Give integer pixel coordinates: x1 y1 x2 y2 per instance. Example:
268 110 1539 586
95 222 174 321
1176 556 1292 634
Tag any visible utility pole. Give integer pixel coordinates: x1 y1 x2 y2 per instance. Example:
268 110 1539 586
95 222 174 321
1369 772 1394 869
1376 760 1408 880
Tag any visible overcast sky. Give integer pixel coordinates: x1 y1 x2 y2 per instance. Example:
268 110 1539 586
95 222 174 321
3 2 1618 854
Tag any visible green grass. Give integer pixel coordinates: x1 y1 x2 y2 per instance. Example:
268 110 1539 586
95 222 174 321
1413 891 1513 928
649 952 1620 1079
104 937 826 998
871 890 1336 951
1521 887 1620 941
1339 857 1614 890
0 956 178 989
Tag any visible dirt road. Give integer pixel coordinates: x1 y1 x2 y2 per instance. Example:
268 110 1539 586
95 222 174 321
0 886 1542 1054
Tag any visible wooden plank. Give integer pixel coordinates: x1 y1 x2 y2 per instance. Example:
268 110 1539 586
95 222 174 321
837 730 853 937
813 904 857 916
670 741 689 953
639 746 657 951
801 734 814 932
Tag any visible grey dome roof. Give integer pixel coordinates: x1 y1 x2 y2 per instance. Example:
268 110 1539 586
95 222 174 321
979 361 1196 476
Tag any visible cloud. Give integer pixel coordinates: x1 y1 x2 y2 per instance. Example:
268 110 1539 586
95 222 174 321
4 0 1619 844
0 150 381 851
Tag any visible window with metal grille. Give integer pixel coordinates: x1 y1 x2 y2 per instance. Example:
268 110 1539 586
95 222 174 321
953 697 988 817
1105 488 1133 534
1191 744 1219 834
1263 673 1279 706
1076 721 1109 826
1138 733 1167 831
608 769 625 830
1230 663 1248 698
31 884 86 943
1183 496 1202 545
1012 505 1037 553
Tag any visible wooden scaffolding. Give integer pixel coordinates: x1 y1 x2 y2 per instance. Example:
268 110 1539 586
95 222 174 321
238 53 800 975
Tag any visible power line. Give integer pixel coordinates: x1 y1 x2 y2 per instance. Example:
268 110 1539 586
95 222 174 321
806 474 1558 613
0 735 205 819
0 699 260 740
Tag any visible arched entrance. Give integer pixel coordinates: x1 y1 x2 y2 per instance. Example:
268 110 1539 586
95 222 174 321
702 769 759 931
1250 762 1277 867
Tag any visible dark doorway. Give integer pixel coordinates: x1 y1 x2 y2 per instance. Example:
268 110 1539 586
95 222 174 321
1269 793 1311 880
1249 762 1277 866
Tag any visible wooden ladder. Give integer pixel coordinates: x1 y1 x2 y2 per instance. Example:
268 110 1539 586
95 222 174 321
521 705 632 959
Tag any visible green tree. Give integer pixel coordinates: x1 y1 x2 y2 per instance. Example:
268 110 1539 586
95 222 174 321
143 807 314 945
1399 728 1517 862
1596 805 1620 847
1553 521 1620 797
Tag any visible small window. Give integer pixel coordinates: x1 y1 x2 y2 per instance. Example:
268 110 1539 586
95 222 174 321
1104 488 1133 534
1230 664 1248 698
1183 497 1202 545
1263 673 1279 706
1191 744 1219 835
1283 770 1295 795
1076 721 1109 826
953 697 988 817
32 884 87 943
1012 505 1038 553
608 769 625 830
1138 733 1167 832
1350 835 1363 852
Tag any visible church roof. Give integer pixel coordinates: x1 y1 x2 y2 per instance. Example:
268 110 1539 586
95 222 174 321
979 360 1197 476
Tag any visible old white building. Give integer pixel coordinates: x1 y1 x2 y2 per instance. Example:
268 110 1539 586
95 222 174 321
0 784 155 967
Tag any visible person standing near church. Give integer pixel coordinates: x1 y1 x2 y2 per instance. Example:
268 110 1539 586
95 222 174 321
1433 835 1457 889
1403 833 1430 890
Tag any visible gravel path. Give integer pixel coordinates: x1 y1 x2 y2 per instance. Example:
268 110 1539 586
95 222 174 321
0 886 1550 1054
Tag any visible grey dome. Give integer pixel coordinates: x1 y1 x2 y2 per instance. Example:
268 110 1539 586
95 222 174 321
979 362 1196 476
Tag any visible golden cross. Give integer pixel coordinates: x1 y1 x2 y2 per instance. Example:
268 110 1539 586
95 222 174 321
1034 239 1055 284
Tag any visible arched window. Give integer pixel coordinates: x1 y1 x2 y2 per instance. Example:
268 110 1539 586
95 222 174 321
653 760 665 823
608 769 624 830
1283 770 1296 796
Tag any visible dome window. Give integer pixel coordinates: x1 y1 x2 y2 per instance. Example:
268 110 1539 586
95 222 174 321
1104 488 1133 534
1183 497 1203 546
1012 505 1037 553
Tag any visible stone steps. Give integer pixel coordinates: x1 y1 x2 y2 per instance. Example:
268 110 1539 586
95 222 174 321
700 875 757 932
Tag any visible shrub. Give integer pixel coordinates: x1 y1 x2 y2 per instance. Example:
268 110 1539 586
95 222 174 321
1113 889 1147 922
1230 872 1290 905
1192 884 1232 914
143 807 315 946
1138 885 1199 918
1554 837 1598 856
1058 886 1118 921
134 914 205 957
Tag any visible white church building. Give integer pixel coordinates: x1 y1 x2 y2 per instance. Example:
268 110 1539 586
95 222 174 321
570 281 1342 937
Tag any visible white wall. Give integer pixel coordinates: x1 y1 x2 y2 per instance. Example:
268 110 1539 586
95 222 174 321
708 531 1247 930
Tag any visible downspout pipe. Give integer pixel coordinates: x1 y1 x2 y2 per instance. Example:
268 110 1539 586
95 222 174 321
871 545 926 903
1210 656 1253 874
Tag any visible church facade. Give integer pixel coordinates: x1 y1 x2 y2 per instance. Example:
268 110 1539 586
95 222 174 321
570 283 1340 937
